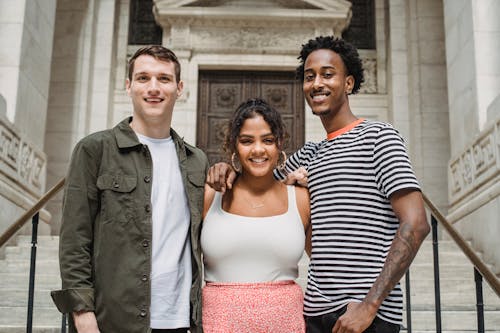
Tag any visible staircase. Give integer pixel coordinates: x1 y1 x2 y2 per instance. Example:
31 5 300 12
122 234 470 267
0 236 498 332
0 235 62 333
401 239 500 332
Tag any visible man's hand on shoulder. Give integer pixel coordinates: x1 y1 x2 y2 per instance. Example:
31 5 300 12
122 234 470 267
283 166 308 187
206 162 237 193
73 311 100 333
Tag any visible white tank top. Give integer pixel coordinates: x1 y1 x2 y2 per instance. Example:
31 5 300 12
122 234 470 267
201 185 305 283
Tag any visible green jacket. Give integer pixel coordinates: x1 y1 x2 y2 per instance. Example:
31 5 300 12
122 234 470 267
51 117 208 333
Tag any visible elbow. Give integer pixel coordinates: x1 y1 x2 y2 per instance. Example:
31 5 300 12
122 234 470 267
415 215 430 241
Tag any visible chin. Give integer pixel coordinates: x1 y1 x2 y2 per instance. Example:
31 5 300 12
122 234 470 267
311 108 331 116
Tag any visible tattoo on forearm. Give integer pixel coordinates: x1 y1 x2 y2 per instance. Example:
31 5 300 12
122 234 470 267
367 223 419 303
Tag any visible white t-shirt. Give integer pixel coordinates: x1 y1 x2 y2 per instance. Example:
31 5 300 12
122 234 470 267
136 133 191 329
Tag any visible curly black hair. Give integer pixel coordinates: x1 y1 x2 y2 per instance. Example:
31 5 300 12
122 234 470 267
297 36 364 94
223 98 288 157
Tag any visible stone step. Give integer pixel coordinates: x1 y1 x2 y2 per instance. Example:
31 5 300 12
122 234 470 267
0 290 58 307
15 236 60 247
405 264 476 278
0 306 62 326
0 326 62 333
4 246 59 260
400 328 500 333
0 260 60 273
0 273 60 289
400 310 500 331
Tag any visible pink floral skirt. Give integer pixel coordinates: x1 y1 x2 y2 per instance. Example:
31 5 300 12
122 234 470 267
202 280 305 333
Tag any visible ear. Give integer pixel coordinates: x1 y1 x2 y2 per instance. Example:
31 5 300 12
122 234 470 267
345 75 355 94
126 78 131 97
177 80 184 98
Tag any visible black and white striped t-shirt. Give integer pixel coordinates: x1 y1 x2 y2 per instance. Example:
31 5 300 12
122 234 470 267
278 119 420 324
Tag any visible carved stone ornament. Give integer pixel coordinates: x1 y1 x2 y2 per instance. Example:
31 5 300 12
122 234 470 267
359 56 377 94
448 117 500 204
154 0 352 45
0 116 46 196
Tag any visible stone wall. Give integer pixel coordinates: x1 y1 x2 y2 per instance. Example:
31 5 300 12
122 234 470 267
0 0 56 238
444 0 500 272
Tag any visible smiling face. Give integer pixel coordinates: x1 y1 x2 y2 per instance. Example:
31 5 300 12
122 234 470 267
126 54 183 131
303 49 354 119
236 115 280 178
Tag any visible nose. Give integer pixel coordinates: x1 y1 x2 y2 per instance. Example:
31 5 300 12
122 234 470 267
251 141 266 153
312 74 323 89
148 77 160 94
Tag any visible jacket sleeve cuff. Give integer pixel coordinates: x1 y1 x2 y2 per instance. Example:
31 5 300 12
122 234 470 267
50 288 95 313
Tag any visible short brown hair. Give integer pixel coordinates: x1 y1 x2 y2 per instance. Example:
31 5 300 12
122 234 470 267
128 45 181 82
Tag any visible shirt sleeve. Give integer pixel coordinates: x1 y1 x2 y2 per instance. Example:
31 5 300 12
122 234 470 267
274 141 319 180
51 139 100 313
373 125 421 198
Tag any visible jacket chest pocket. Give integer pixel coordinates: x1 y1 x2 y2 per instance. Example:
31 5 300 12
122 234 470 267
186 172 205 216
96 174 137 224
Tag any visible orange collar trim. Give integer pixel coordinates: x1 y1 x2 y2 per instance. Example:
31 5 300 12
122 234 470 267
326 118 365 140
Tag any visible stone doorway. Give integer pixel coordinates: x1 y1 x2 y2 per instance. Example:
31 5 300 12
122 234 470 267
196 70 305 165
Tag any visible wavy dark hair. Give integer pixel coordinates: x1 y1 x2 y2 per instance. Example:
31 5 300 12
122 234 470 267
223 98 288 158
296 36 364 94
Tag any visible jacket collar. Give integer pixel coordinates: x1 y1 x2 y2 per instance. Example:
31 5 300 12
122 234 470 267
113 117 194 156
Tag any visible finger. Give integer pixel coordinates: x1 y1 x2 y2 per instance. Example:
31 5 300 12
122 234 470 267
217 166 227 193
226 169 236 190
332 320 339 333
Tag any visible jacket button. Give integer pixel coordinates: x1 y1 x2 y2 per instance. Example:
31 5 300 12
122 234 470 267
144 175 151 183
140 310 147 317
145 204 151 212
141 274 148 282
142 240 149 247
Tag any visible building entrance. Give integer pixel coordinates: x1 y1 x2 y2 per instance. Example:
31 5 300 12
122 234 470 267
197 70 305 164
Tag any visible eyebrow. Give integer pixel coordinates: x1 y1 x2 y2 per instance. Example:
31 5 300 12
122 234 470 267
238 132 274 138
133 71 173 77
304 65 336 72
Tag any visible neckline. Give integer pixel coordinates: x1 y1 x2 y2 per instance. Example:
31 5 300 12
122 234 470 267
217 185 292 220
326 118 365 140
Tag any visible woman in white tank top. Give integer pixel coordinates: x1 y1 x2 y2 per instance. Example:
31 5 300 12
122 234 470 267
201 98 311 333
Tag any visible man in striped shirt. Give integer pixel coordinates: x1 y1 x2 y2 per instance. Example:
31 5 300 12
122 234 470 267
207 36 430 333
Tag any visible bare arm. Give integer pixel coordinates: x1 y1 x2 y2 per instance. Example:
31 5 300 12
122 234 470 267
333 189 430 333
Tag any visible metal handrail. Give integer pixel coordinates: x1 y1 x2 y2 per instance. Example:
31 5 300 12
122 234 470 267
0 178 65 248
422 193 500 296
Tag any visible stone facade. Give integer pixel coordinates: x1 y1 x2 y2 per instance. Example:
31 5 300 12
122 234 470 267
444 0 500 274
0 0 498 272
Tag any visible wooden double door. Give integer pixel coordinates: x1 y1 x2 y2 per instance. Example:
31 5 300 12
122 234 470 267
197 70 305 165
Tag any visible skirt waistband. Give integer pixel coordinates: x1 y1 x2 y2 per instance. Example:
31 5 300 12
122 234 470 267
205 280 296 289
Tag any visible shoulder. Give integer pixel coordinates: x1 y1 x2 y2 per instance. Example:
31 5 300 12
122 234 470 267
185 141 208 160
355 120 405 144
72 129 114 156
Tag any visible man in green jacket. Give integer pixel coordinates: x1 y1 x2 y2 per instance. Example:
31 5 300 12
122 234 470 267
51 45 208 333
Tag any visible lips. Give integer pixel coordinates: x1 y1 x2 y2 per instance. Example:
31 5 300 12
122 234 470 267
144 97 164 103
310 91 330 103
249 157 268 163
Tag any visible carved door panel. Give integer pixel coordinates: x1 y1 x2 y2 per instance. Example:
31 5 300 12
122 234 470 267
197 70 304 165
